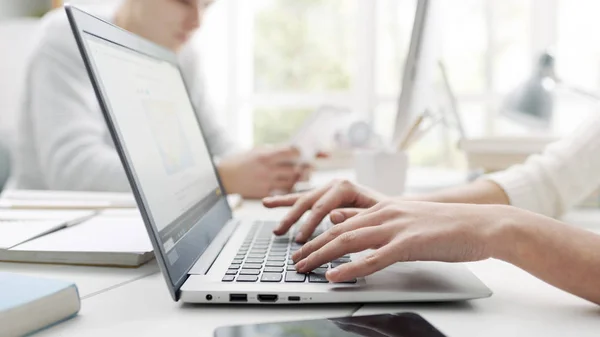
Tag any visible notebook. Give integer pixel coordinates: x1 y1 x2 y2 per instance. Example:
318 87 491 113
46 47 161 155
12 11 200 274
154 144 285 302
0 189 137 210
0 273 80 337
0 210 95 250
0 215 154 267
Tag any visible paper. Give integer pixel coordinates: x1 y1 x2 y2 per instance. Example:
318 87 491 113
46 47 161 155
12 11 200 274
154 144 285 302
0 190 137 209
0 210 94 221
12 216 152 253
0 220 67 249
289 105 352 161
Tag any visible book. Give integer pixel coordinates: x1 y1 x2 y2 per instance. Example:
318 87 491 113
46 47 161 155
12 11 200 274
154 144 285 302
0 273 80 337
0 214 154 267
0 190 136 210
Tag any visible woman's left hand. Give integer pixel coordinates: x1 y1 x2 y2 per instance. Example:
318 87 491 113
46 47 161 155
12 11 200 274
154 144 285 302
293 200 512 282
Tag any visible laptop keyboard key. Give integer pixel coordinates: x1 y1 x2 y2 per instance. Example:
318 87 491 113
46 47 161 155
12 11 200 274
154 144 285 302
229 264 241 270
266 261 285 267
232 258 244 264
286 265 297 271
268 251 287 257
267 256 285 262
246 258 264 264
236 275 258 282
338 279 358 284
225 269 238 275
239 269 260 275
261 273 283 282
308 274 329 283
270 246 288 251
285 272 307 283
222 275 235 282
313 268 328 274
264 267 284 273
242 263 262 269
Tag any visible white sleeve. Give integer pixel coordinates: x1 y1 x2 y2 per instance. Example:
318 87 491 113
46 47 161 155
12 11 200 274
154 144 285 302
28 48 130 192
487 115 600 218
179 48 239 157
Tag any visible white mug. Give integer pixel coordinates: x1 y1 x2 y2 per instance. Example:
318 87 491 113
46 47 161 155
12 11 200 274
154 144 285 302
354 150 408 196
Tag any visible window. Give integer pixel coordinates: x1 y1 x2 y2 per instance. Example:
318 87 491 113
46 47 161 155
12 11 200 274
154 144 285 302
200 0 547 162
73 0 599 163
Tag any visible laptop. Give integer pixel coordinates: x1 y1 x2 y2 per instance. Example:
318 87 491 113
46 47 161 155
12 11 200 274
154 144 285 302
66 5 492 304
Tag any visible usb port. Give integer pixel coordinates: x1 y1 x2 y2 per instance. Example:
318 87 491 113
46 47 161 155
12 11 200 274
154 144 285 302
257 294 278 302
288 296 300 302
229 294 248 302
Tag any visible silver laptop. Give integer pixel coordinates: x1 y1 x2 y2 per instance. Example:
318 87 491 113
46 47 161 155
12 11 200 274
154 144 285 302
66 5 491 304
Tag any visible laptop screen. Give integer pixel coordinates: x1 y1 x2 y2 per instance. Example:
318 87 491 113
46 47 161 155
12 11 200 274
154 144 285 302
82 32 231 287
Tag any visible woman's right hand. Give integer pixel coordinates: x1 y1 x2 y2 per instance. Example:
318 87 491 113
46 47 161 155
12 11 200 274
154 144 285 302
262 180 386 242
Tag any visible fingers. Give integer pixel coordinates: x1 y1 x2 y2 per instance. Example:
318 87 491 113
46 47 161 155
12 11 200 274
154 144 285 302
262 193 303 208
271 184 332 236
329 208 362 224
294 181 362 242
295 225 390 273
266 145 301 164
326 243 401 283
292 208 382 262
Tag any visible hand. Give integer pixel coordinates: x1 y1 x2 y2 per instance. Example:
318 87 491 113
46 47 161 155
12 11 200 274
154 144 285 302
293 200 510 282
263 180 387 242
217 146 302 199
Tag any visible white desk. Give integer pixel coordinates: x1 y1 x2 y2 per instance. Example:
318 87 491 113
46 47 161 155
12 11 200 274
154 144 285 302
35 273 359 337
0 260 158 299
3 185 599 336
355 259 600 337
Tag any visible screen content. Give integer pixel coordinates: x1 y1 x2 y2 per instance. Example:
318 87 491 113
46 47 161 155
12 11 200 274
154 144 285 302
84 34 222 254
214 313 447 337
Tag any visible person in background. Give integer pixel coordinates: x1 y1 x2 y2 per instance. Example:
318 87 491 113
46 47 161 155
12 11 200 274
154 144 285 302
264 114 600 305
13 0 305 199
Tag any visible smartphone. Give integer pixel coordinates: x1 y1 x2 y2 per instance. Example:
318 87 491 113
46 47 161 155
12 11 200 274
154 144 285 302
214 312 447 337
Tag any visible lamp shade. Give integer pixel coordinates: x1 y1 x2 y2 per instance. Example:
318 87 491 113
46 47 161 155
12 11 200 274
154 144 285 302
502 52 556 129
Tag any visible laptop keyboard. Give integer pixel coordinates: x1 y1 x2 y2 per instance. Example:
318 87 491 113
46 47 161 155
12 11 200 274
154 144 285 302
222 221 356 284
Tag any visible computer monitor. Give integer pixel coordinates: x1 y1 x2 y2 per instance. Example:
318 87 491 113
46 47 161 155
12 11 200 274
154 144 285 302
392 0 443 145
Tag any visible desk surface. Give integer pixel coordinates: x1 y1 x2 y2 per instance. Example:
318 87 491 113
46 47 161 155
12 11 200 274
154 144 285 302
5 199 600 336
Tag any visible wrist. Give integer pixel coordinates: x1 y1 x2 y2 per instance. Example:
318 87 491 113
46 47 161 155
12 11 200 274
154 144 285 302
217 161 236 194
483 205 526 263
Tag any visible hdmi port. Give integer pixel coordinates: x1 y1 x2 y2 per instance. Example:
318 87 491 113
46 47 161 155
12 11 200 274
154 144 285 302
257 294 278 302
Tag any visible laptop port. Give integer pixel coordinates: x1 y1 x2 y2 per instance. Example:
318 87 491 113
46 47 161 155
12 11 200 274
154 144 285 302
257 294 278 302
229 294 248 302
288 296 300 302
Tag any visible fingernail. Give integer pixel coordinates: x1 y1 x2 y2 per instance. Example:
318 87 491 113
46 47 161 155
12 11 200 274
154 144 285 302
330 212 342 223
295 232 304 242
327 268 340 280
295 260 307 271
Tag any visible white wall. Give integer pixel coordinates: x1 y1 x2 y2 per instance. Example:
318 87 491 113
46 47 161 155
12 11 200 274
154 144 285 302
0 1 52 20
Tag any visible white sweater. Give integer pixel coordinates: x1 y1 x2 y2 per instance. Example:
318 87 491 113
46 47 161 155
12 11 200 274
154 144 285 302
12 8 236 192
488 114 600 218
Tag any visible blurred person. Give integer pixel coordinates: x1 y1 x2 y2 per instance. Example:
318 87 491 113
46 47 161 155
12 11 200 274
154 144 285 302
13 0 304 199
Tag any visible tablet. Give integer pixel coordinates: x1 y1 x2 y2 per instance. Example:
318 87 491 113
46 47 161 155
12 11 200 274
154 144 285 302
214 312 447 337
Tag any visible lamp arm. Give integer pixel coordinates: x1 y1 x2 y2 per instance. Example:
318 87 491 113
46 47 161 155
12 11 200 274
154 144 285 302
555 79 600 102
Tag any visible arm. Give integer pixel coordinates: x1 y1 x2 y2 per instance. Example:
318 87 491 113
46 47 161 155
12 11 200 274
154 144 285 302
292 201 600 305
29 48 130 192
496 208 600 305
413 179 510 205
